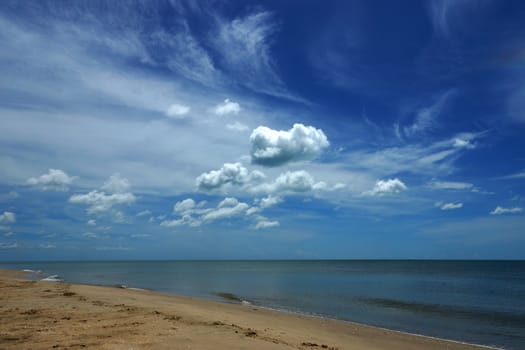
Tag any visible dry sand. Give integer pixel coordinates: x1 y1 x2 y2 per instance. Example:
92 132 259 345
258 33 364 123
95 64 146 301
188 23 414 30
0 269 493 350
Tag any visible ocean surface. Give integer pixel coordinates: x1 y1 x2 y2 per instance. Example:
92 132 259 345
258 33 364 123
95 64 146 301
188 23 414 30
1 260 524 349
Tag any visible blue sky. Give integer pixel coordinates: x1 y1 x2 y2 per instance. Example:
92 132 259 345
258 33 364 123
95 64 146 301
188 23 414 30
1 0 525 260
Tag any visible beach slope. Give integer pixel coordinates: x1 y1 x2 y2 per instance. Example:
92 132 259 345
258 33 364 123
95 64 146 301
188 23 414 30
0 270 492 350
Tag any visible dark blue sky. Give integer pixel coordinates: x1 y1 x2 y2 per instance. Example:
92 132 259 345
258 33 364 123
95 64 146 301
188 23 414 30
1 0 524 260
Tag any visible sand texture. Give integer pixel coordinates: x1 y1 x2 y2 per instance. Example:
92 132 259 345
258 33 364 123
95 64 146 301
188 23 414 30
0 270 493 350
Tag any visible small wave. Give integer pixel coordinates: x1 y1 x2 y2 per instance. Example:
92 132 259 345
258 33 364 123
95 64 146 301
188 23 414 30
358 297 525 326
214 292 251 305
41 275 63 282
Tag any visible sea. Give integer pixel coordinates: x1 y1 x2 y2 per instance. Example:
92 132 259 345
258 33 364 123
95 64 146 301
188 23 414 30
1 260 524 349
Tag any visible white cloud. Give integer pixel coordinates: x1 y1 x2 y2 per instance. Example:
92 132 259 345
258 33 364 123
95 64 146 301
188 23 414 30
254 219 280 230
161 197 257 228
453 138 475 149
214 99 241 115
160 214 201 228
202 198 250 222
490 206 523 215
70 174 136 215
70 191 136 214
102 173 131 193
259 195 282 209
211 11 295 100
196 162 265 191
0 211 16 224
174 198 196 214
165 104 190 118
427 180 474 190
250 124 330 166
402 91 453 138
27 169 76 191
253 170 327 194
441 202 463 210
369 178 407 196
87 219 97 226
136 210 151 217
226 121 249 132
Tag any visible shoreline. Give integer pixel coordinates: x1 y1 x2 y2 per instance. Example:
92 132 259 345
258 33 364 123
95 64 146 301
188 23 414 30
0 268 499 350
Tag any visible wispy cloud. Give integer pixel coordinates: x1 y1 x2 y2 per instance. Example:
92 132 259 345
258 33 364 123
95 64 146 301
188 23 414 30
490 206 523 215
441 202 463 210
427 180 474 190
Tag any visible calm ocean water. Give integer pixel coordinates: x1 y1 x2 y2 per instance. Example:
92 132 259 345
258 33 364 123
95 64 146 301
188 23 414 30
2 260 524 349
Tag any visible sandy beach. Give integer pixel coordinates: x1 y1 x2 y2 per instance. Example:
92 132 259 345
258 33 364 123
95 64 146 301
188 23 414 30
0 269 494 350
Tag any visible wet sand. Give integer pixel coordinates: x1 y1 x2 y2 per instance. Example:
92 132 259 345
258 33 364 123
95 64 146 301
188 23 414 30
0 269 494 350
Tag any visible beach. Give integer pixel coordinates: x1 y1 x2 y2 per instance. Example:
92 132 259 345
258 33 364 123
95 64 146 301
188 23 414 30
0 269 493 350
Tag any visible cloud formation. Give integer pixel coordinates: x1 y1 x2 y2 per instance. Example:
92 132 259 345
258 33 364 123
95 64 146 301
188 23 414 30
253 219 280 230
253 171 327 194
70 174 136 215
165 104 190 118
250 124 329 166
0 211 16 224
214 99 241 115
369 178 407 196
27 169 76 191
490 206 523 215
102 173 131 193
196 163 265 191
441 202 463 210
161 197 252 228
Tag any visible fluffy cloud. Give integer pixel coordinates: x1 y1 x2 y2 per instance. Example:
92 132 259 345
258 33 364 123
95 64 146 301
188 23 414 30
253 171 327 194
102 173 131 193
27 169 76 191
0 211 16 224
202 198 250 222
87 219 97 226
70 174 136 215
490 206 523 215
174 198 196 213
196 162 265 191
441 202 463 210
214 99 241 115
165 104 190 118
369 178 407 196
161 197 251 228
70 191 136 214
250 124 329 166
136 210 151 217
